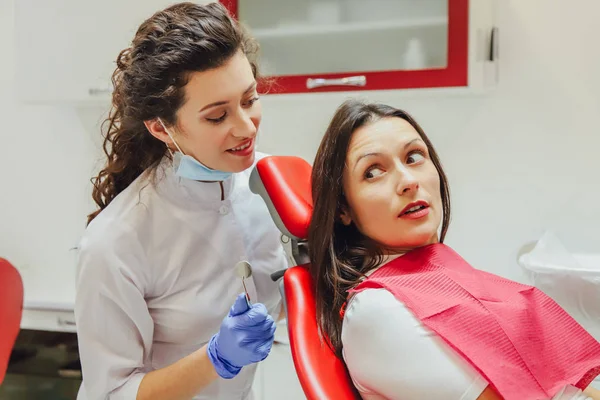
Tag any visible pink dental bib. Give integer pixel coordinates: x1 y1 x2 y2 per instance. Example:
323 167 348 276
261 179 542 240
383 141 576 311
351 243 600 399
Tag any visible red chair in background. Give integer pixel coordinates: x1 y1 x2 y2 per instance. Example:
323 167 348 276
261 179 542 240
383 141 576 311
0 258 24 384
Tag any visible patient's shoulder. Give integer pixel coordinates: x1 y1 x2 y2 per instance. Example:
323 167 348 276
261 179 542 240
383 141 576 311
343 288 414 327
342 288 434 367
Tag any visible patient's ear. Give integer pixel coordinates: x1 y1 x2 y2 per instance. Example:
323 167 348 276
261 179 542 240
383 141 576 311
339 208 353 226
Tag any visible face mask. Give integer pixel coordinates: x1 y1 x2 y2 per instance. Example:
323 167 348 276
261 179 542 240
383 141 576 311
158 119 233 182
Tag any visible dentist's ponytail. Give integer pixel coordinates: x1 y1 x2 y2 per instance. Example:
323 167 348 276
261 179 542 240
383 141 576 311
88 2 259 224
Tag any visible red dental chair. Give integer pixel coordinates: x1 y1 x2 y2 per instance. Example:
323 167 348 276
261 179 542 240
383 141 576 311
250 156 358 400
0 258 24 384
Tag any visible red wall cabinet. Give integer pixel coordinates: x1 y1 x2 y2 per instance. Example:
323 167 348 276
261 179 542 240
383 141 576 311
220 0 498 94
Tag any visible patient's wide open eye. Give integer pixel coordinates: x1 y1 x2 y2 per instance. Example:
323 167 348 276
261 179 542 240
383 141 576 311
407 151 425 165
365 166 384 180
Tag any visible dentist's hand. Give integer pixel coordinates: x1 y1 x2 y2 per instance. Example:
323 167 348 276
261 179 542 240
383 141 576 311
207 293 276 379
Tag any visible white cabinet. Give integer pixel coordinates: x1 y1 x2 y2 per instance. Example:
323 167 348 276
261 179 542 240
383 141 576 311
21 308 77 333
15 0 496 102
14 0 205 104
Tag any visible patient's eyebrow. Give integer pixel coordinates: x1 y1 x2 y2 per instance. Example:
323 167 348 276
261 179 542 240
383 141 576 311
352 139 425 171
353 152 381 171
404 138 423 149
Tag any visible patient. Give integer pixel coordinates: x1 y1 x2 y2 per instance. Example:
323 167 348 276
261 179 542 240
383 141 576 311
308 99 600 400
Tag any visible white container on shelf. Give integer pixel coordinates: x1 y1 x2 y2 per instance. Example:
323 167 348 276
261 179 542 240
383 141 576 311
403 37 428 70
308 0 342 25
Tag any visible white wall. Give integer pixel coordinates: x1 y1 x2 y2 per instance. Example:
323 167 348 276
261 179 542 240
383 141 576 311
1 0 599 308
0 0 105 305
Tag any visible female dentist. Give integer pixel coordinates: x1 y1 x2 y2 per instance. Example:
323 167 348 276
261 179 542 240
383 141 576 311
74 3 287 400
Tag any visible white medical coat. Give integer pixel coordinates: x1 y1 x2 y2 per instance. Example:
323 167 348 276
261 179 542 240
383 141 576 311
74 153 287 399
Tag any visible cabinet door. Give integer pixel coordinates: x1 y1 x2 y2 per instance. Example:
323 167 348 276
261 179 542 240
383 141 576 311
14 0 189 104
220 0 469 93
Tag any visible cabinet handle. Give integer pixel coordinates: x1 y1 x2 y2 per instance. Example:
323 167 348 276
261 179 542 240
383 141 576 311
489 27 499 61
57 317 76 327
88 88 112 96
306 75 366 90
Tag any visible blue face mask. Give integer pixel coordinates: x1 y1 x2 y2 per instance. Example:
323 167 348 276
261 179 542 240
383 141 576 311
172 152 232 182
158 119 233 182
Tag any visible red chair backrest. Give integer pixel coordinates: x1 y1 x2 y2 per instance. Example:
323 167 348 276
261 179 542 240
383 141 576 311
0 258 24 384
252 155 313 239
284 265 357 400
251 156 358 399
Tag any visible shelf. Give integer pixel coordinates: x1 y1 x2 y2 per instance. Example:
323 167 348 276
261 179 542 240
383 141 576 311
253 17 448 40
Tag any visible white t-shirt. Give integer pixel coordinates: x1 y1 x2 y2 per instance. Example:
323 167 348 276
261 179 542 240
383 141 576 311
341 287 591 400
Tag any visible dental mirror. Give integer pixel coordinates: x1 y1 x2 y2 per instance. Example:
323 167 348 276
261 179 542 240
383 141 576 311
235 261 253 307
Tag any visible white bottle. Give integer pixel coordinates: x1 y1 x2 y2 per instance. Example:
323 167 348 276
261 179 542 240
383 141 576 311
403 37 427 70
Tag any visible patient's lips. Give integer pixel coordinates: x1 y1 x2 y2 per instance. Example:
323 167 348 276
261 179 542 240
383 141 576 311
399 200 430 220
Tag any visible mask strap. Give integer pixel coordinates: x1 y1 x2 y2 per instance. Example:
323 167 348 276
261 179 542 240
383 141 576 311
157 118 184 156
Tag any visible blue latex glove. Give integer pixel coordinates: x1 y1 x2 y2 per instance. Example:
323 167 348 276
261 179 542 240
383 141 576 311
207 293 276 379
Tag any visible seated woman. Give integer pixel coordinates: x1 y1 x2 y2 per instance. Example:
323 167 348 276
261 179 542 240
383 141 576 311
308 99 600 400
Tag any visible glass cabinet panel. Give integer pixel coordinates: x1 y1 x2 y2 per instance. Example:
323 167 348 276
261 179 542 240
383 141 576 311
237 0 448 77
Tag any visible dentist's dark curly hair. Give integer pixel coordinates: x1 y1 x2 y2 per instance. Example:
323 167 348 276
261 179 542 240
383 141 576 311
308 99 452 359
88 2 260 224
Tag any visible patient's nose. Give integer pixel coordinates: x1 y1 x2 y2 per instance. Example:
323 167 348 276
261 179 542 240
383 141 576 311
396 170 419 195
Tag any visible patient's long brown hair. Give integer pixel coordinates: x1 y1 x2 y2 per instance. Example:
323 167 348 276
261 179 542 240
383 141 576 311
88 2 260 224
308 99 452 358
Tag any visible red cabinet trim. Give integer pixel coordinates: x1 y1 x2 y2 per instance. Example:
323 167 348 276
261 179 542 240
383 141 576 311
220 0 468 94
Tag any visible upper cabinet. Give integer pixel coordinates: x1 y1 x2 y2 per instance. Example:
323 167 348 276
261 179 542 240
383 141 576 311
14 0 195 104
14 0 496 103
220 0 498 94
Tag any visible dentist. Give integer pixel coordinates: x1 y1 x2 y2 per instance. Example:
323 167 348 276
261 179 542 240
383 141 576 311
74 3 286 400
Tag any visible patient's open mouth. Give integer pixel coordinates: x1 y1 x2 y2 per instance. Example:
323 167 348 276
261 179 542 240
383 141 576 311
399 201 430 219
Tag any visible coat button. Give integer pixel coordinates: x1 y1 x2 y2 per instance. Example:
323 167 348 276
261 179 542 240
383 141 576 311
219 205 229 215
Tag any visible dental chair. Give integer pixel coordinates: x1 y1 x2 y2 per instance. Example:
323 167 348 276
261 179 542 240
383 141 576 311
250 156 358 400
0 258 24 384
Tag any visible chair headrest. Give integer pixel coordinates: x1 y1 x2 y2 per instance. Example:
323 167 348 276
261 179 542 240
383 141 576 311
250 156 313 240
